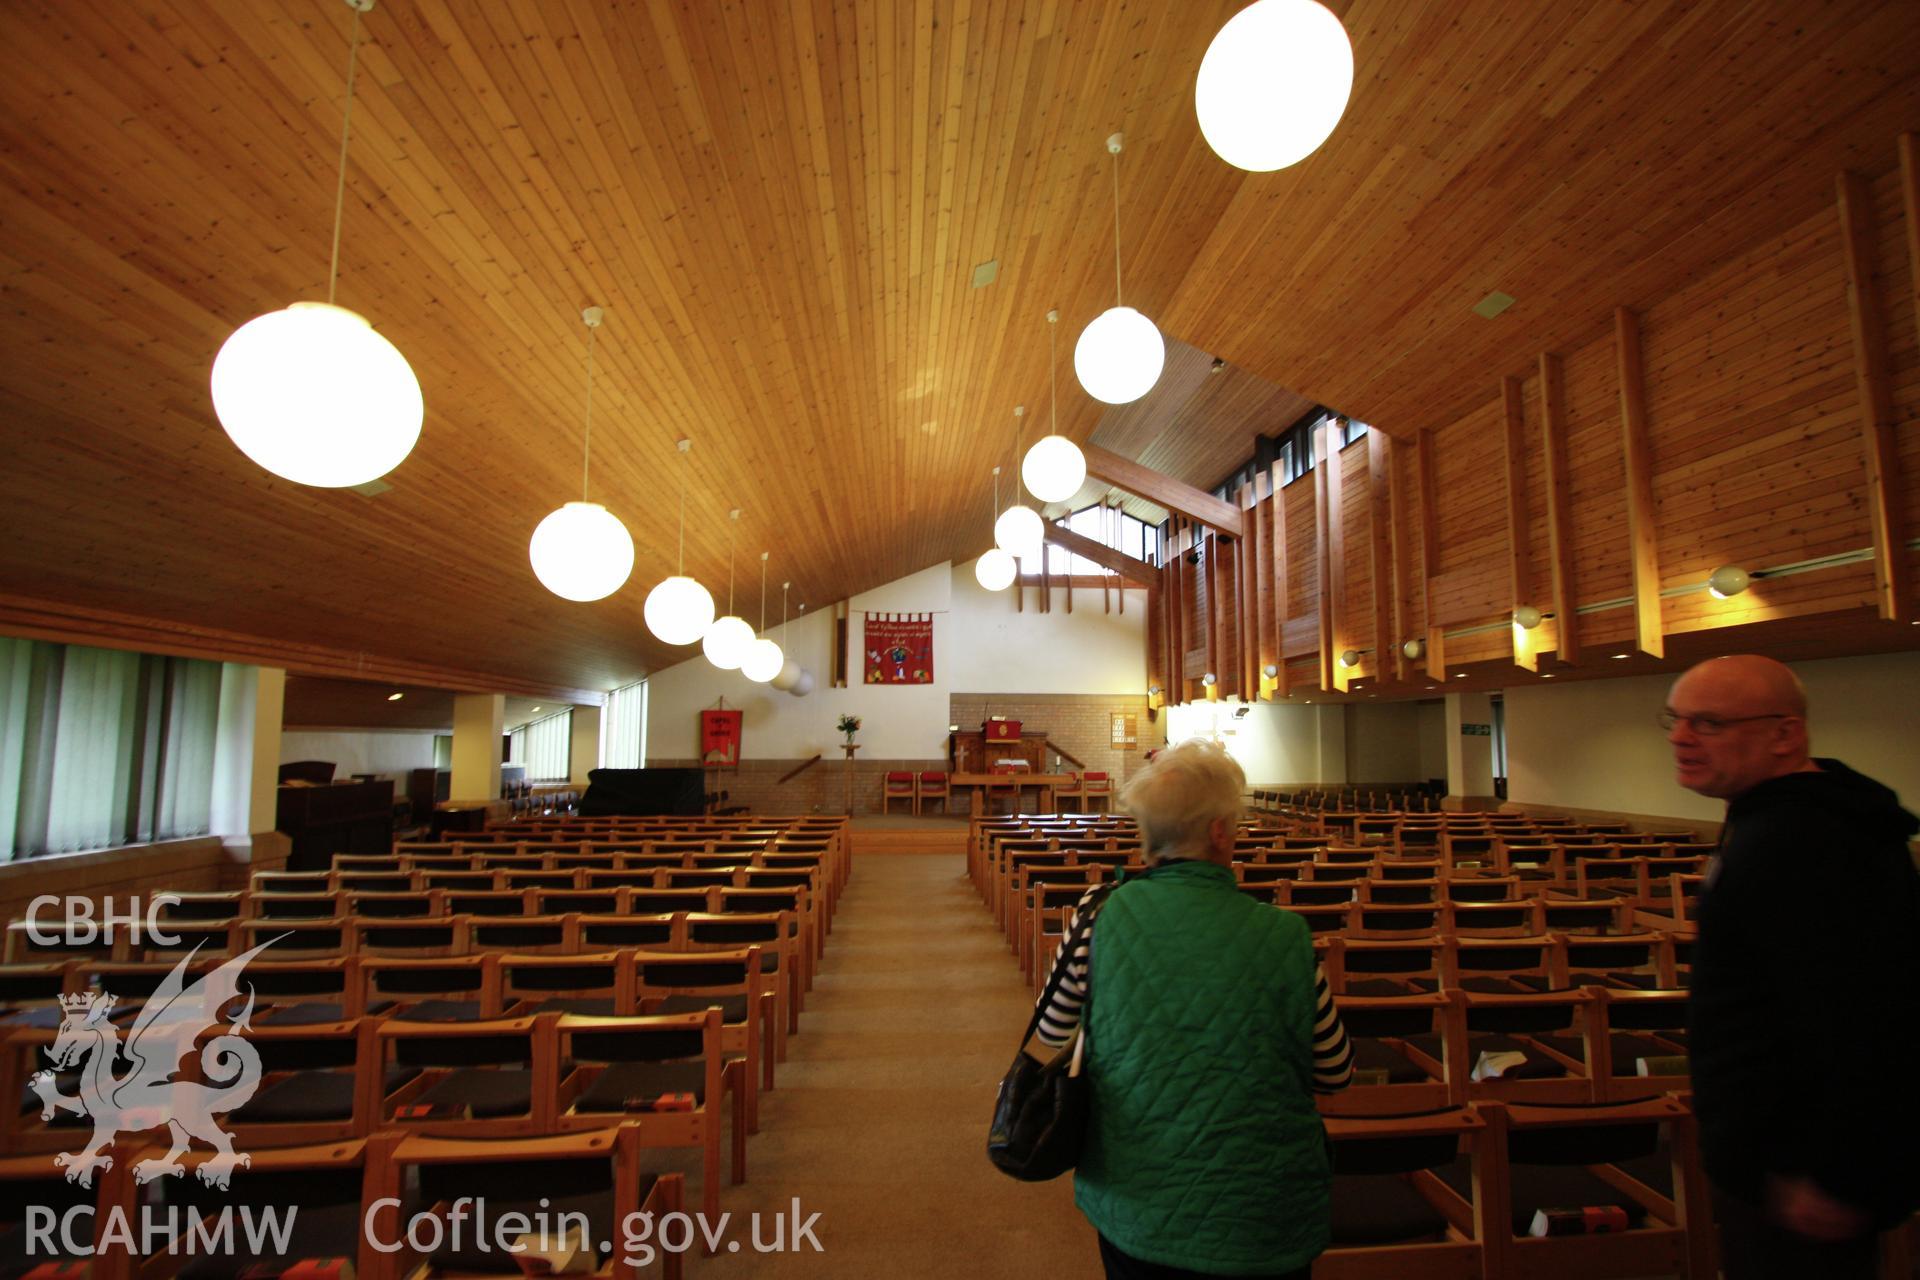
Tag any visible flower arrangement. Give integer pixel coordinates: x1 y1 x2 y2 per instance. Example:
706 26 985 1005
836 714 862 739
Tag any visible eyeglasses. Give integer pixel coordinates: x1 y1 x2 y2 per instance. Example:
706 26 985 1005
1657 710 1790 736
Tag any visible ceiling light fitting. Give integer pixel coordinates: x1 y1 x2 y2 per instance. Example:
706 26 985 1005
740 552 784 683
1195 0 1353 172
1707 565 1752 599
1074 134 1166 405
1022 309 1087 503
1401 638 1426 660
530 306 635 603
976 466 1017 591
643 439 716 645
771 580 806 693
703 508 755 669
995 406 1045 560
1513 604 1543 630
211 0 422 489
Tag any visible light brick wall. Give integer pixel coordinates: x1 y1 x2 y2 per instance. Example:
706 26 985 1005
948 692 1167 780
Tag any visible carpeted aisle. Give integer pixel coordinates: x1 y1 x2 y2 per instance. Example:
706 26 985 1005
689 850 1097 1277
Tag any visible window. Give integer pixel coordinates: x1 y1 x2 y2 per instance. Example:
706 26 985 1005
1042 503 1153 575
602 680 647 768
0 636 222 862
521 709 572 782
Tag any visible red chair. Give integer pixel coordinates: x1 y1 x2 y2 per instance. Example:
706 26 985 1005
917 771 951 816
882 771 917 815
1080 770 1113 814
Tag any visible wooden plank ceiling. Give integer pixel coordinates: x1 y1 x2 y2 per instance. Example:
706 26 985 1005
0 0 1916 697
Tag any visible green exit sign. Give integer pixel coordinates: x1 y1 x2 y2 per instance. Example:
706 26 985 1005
1460 723 1492 736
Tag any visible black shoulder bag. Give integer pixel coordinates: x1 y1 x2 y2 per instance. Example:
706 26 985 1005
986 883 1116 1181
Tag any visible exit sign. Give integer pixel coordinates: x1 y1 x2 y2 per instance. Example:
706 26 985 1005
1460 723 1492 736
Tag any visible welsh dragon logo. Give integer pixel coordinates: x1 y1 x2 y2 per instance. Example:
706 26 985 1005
30 940 275 1190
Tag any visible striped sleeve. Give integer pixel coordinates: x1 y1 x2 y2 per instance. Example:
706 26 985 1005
1032 887 1102 1048
1311 962 1354 1092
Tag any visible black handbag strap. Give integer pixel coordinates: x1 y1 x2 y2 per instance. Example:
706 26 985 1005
1018 881 1118 1048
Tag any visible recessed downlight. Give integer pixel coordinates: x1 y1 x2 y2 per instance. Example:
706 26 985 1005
387 692 404 701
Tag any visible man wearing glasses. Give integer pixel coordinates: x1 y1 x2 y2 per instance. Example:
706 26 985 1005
1667 654 1919 1279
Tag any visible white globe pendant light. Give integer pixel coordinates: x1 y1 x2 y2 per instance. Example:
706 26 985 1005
644 439 716 645
703 509 754 668
769 582 803 689
995 407 1046 562
975 548 1017 592
1022 309 1088 503
740 552 783 683
213 304 423 487
211 0 422 488
529 307 634 602
530 502 634 602
1074 134 1165 406
995 504 1044 561
1195 0 1354 173
790 669 815 697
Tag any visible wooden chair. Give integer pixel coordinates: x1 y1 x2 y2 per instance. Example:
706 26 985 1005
554 1009 736 1222
916 769 951 815
1317 1105 1494 1278
370 1126 685 1280
881 770 918 815
376 1009 559 1138
1079 770 1114 813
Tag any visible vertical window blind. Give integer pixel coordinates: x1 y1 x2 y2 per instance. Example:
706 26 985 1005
601 680 647 769
0 636 222 862
523 709 572 782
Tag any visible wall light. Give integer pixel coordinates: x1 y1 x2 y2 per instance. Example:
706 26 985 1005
1401 638 1425 660
1707 565 1751 599
1339 649 1361 668
1513 605 1543 630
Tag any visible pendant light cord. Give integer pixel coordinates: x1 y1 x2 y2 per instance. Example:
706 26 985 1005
676 448 687 574
758 556 769 631
726 516 736 613
580 322 596 501
1109 147 1125 309
1048 313 1059 433
327 4 364 307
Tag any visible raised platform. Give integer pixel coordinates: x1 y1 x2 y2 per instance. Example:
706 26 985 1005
850 816 969 856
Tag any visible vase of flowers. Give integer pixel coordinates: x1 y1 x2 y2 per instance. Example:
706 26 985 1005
837 713 862 747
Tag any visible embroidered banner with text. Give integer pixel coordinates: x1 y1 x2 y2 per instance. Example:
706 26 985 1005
865 613 934 684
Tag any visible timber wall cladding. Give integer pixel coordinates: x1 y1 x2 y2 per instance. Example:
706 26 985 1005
1149 141 1920 695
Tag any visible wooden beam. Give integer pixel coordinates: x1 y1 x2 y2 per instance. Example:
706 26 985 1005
1322 422 1352 691
1424 626 1447 683
1169 519 1187 702
1083 444 1244 537
1240 487 1259 700
1502 376 1537 672
1615 307 1665 658
1043 522 1156 586
1203 528 1222 685
1269 462 1290 700
1251 475 1272 698
1415 428 1440 582
1537 352 1579 663
1905 135 1920 345
1387 437 1414 684
1367 431 1397 686
1838 169 1912 622
1313 429 1335 691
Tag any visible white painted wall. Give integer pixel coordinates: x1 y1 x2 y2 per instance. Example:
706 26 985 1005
645 557 1150 760
1416 701 1448 783
1345 702 1428 781
1505 651 1920 822
1165 700 1329 785
280 729 437 782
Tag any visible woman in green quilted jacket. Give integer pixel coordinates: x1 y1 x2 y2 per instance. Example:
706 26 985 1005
1033 739 1353 1278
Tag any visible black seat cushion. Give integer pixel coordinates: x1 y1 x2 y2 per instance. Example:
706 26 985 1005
656 994 750 1024
1533 1032 1675 1077
1457 976 1526 994
535 997 619 1016
176 1202 364 1280
397 999 486 1022
1435 1157 1648 1235
1349 1038 1433 1084
574 1060 708 1113
416 1068 533 1118
1403 1034 1568 1079
1329 1173 1451 1244
234 1067 421 1123
255 1001 354 1026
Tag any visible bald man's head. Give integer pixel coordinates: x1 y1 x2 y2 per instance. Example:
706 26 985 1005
1665 655 1814 800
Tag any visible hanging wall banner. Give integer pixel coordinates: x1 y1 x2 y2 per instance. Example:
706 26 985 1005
865 613 935 684
700 708 743 766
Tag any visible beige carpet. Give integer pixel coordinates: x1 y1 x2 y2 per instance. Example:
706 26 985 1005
682 851 1098 1277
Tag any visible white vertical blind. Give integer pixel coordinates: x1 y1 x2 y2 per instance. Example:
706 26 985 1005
1 636 221 861
523 709 572 782
601 680 647 769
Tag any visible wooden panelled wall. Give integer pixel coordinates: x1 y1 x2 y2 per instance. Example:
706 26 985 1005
1147 139 1920 704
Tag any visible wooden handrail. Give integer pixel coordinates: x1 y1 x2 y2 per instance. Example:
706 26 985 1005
1046 740 1086 770
778 754 823 785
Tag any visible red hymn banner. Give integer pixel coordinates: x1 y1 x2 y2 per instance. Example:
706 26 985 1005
865 613 934 684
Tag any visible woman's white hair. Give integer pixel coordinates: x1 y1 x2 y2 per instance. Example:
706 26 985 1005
1119 738 1246 861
